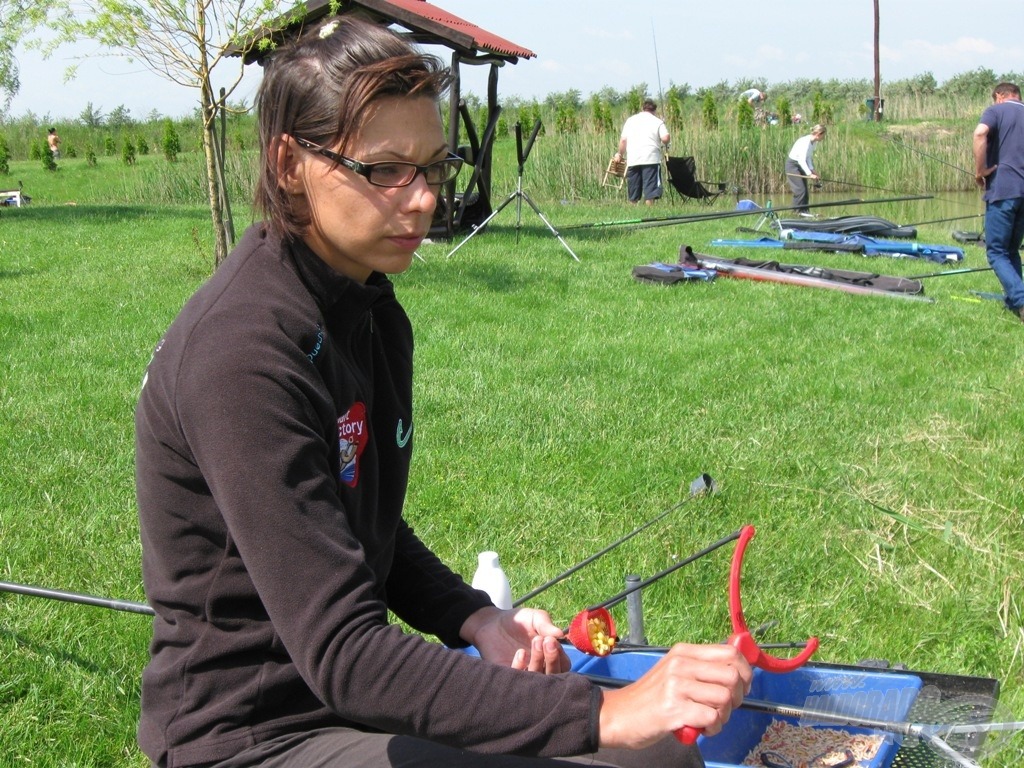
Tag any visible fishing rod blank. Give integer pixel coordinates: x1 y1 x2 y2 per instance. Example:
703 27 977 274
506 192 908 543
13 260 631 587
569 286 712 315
888 135 973 177
0 580 154 615
591 528 743 612
906 266 993 280
629 195 934 232
581 674 1019 767
903 212 984 228
567 197 866 230
513 473 717 607
573 195 933 233
787 174 904 195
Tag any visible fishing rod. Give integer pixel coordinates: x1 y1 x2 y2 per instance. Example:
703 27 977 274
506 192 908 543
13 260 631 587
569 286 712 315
651 19 664 110
582 673 1021 768
590 528 742 612
566 195 931 231
786 173 907 195
513 473 717 607
625 195 933 232
3 482 723 623
887 135 973 177
0 580 154 615
906 266 993 280
567 198 860 230
903 212 984 228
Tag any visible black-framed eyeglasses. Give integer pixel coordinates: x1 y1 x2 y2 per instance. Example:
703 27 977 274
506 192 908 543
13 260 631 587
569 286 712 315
294 137 463 188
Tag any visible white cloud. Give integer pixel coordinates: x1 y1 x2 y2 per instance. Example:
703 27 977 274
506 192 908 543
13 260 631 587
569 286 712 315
537 60 565 73
752 45 788 63
580 26 636 43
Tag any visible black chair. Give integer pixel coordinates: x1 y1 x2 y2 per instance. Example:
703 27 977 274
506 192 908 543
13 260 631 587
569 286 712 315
665 156 726 205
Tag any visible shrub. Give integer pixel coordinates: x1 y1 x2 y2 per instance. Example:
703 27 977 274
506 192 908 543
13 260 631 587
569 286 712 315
122 136 136 166
555 103 579 134
664 91 683 131
104 135 116 156
0 134 10 175
137 135 150 155
590 95 613 134
737 99 755 130
776 97 793 128
42 148 57 172
162 119 181 162
86 146 98 167
625 88 643 116
811 93 835 125
701 92 719 130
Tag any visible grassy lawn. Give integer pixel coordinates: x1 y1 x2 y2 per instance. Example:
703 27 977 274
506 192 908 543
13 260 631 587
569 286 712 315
1 152 1021 766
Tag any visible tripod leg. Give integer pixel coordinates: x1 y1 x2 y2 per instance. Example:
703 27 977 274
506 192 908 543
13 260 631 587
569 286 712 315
520 192 581 262
446 191 519 258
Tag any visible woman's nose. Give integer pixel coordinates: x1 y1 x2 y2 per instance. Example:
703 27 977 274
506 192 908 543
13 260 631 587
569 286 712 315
401 172 439 213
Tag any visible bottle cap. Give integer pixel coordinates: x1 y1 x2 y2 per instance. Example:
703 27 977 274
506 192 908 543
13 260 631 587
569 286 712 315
478 551 500 568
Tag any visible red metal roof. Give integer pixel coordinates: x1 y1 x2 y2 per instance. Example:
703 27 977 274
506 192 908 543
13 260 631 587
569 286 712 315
384 0 535 60
237 0 535 66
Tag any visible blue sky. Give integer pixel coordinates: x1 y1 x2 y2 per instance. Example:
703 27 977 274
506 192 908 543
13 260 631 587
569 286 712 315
8 0 1024 122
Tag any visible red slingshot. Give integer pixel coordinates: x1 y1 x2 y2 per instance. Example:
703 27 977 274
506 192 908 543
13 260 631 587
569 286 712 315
675 524 819 744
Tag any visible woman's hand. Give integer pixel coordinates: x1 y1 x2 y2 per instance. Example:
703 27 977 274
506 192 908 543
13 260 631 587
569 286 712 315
597 642 752 750
459 606 571 674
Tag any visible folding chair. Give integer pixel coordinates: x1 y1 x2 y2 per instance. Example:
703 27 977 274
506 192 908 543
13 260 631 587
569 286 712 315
1 180 30 207
602 157 626 189
665 156 726 205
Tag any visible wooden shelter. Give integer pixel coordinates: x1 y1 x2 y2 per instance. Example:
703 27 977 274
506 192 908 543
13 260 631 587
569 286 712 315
240 0 536 239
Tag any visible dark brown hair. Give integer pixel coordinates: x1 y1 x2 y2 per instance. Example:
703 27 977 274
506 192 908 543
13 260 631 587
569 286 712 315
993 82 1021 100
254 16 453 238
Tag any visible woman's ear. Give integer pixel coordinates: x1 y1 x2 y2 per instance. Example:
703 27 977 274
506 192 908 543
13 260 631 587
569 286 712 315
274 134 305 194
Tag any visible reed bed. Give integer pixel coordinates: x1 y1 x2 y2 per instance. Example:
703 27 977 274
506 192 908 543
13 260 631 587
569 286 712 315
491 117 977 205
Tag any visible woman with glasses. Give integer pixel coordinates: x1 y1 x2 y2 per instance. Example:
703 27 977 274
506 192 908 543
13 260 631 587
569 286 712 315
135 16 749 768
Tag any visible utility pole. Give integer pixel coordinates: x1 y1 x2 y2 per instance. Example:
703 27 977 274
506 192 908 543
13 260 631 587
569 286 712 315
873 0 882 121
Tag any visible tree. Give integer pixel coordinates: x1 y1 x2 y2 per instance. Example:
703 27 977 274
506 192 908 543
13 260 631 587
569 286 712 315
48 0 308 266
107 103 133 128
162 118 181 162
737 98 754 130
0 132 10 174
79 101 105 127
41 142 56 170
664 90 682 131
0 0 48 113
122 135 136 165
776 97 792 128
700 91 719 130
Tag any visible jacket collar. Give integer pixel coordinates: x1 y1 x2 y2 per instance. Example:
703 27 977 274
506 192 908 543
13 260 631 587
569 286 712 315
285 235 393 315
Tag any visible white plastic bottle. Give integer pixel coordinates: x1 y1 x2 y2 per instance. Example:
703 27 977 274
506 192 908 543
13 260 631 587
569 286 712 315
471 550 513 609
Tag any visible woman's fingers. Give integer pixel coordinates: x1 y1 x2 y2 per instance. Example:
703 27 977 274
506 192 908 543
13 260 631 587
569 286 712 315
515 636 570 674
597 643 753 750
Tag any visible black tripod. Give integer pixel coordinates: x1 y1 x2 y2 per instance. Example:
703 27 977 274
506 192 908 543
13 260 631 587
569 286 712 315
447 120 580 261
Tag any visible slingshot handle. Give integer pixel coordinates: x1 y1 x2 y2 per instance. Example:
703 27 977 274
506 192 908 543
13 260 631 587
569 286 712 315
673 525 819 745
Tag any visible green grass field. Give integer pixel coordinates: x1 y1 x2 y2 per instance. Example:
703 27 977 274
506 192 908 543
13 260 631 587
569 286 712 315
1 148 1022 767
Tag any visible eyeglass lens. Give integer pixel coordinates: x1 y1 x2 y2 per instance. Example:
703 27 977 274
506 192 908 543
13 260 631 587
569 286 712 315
368 158 461 187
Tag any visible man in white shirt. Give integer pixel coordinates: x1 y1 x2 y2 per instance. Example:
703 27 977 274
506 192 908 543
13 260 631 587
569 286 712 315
739 88 766 105
785 124 827 215
614 99 670 205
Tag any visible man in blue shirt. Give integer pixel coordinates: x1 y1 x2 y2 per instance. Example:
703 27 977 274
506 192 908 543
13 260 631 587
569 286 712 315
974 81 1024 321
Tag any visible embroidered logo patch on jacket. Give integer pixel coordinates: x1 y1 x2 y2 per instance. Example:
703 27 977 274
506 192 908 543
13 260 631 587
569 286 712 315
338 402 368 487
